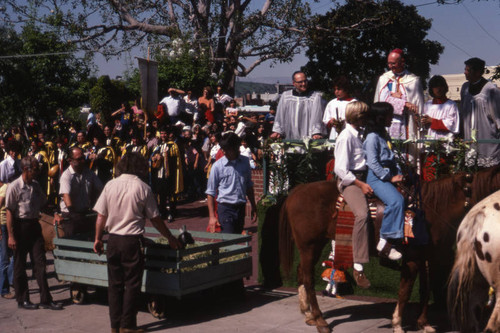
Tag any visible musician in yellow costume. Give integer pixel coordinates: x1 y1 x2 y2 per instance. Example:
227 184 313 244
122 131 148 158
89 134 115 184
151 127 183 222
70 131 92 154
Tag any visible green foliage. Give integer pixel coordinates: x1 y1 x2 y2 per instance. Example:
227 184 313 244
0 24 92 128
89 75 135 124
155 41 217 97
304 0 443 100
1 0 313 93
264 139 333 196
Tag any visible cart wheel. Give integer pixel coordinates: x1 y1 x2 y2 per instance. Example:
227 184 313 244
70 283 87 304
147 295 166 319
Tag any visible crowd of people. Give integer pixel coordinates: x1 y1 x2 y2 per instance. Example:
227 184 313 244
0 84 274 217
1 48 500 332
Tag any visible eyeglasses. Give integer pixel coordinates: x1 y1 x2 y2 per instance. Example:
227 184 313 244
294 80 307 84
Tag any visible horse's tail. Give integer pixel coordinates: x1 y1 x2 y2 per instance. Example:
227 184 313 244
447 210 489 332
279 196 294 279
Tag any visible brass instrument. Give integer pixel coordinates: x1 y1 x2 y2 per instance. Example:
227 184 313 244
152 153 162 169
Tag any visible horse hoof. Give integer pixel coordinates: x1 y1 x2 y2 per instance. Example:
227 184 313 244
316 325 331 333
421 325 436 333
305 319 316 326
392 325 405 333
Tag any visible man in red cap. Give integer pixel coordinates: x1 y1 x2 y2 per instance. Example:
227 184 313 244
374 48 424 142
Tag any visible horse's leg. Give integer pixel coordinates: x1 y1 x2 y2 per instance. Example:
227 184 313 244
297 261 310 314
392 259 418 333
299 244 330 333
298 284 310 314
417 260 435 333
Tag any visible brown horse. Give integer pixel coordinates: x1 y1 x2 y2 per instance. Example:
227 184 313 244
279 165 500 333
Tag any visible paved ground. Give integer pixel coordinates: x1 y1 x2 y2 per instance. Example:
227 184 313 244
0 199 457 332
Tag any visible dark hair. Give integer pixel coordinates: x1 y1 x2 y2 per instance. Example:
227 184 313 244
203 86 214 98
208 132 222 143
115 152 148 179
428 75 449 98
55 136 66 145
159 126 170 134
292 71 306 82
364 102 393 139
6 140 22 154
219 132 241 151
464 57 485 73
332 75 352 94
94 132 106 144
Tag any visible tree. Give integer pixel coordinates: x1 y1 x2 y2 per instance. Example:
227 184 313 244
89 75 136 123
303 0 444 101
156 38 218 96
0 0 319 94
0 23 92 127
125 37 218 99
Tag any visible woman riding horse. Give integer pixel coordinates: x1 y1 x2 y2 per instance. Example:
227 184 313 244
363 102 405 260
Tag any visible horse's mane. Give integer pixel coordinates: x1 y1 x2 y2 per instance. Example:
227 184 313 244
421 172 466 213
470 165 500 205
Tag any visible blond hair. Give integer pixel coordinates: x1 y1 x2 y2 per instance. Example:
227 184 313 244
345 101 369 124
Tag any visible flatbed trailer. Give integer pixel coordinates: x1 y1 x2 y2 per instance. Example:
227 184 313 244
52 227 252 318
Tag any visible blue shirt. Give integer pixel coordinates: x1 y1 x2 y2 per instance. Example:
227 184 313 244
205 155 253 204
362 132 401 181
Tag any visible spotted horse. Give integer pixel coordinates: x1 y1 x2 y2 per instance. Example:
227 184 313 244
448 189 500 332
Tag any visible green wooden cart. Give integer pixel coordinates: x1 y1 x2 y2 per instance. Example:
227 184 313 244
52 227 252 318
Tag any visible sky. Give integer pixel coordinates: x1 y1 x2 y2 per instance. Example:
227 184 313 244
96 0 500 84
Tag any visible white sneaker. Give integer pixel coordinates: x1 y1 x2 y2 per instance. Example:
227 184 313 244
377 242 402 261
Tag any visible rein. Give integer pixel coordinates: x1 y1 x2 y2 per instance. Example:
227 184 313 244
397 171 475 233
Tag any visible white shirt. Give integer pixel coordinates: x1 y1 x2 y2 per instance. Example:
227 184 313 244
93 174 159 236
0 155 16 183
334 124 366 187
160 95 185 117
423 99 459 139
322 98 357 140
5 176 47 219
59 166 103 213
210 143 220 160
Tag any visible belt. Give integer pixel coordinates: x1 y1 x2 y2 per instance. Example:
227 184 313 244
350 170 367 180
108 233 144 239
218 202 246 208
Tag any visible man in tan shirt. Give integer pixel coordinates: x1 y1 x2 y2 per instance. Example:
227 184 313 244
93 152 181 333
6 156 62 310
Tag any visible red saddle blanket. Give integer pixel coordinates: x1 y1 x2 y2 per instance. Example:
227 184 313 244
333 197 355 270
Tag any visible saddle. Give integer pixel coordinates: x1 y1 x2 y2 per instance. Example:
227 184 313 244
332 183 429 270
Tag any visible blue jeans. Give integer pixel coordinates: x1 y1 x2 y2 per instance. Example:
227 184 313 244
0 224 14 295
217 203 246 234
366 169 404 239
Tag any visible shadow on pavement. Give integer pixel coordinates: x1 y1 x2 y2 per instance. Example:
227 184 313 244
138 286 296 331
323 302 452 332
